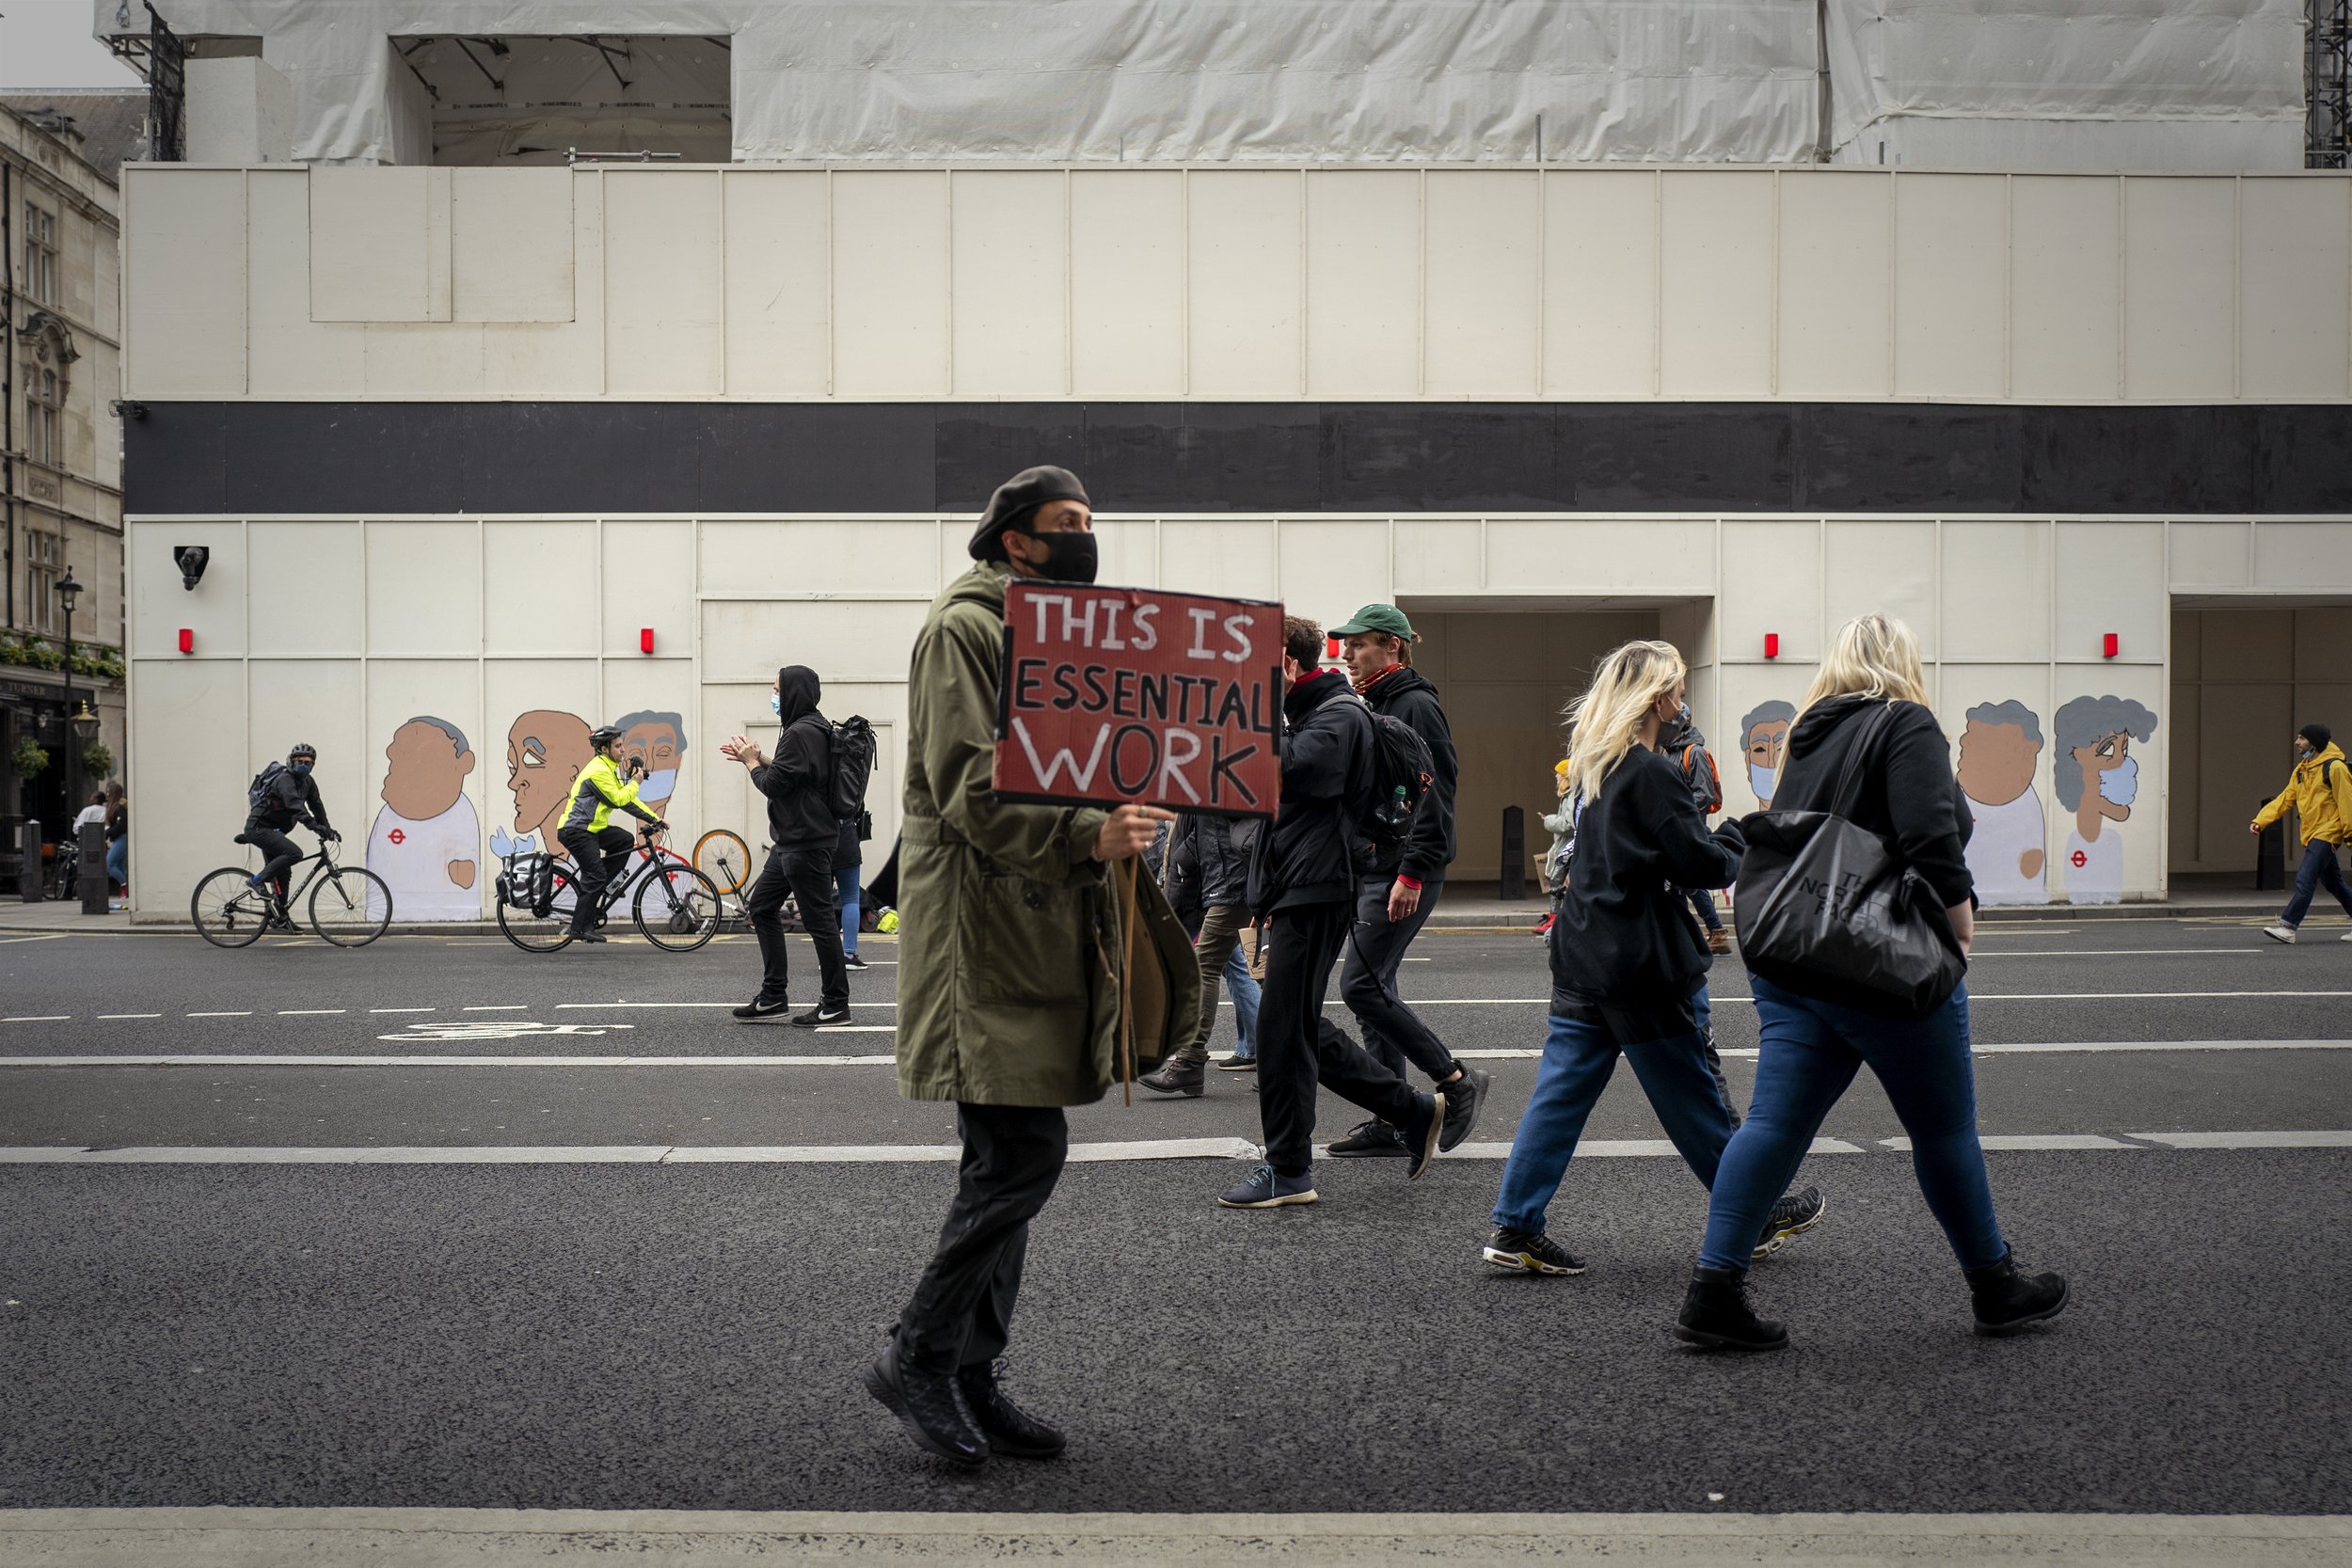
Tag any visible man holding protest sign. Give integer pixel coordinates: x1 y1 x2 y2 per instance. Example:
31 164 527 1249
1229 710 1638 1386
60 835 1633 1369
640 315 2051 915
867 466 1200 1471
1219 615 1450 1211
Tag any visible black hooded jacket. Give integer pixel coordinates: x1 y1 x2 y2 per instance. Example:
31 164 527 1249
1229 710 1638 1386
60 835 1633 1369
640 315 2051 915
1248 669 1373 915
1359 665 1457 883
752 665 837 848
1549 744 1745 1037
1757 693 1974 910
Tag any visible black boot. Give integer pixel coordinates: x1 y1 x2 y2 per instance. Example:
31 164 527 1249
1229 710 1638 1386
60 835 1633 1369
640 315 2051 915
1138 1057 1205 1098
956 1360 1066 1459
863 1340 988 1467
1675 1265 1789 1352
1964 1249 2069 1337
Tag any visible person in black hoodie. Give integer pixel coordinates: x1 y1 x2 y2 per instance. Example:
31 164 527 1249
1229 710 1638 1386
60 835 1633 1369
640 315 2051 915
1676 614 2066 1353
1483 641 1823 1278
720 666 849 1027
1323 604 1490 1157
1218 616 1446 1210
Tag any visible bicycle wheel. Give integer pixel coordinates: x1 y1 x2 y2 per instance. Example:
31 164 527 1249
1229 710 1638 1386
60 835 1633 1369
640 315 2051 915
310 865 393 947
634 862 723 952
192 867 272 949
498 865 579 952
693 829 753 895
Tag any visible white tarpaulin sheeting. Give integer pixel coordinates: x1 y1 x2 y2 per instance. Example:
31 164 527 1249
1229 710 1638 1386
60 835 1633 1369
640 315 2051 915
103 0 1824 165
1823 0 2306 168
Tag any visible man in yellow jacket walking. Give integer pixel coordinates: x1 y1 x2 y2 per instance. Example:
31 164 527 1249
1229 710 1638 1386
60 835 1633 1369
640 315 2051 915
2253 723 2352 943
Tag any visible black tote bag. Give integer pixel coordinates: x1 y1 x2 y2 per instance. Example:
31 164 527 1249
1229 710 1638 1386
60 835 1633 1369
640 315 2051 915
1732 702 1966 1020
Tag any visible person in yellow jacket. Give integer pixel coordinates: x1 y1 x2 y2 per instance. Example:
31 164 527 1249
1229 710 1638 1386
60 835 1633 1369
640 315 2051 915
2253 722 2352 944
558 723 665 943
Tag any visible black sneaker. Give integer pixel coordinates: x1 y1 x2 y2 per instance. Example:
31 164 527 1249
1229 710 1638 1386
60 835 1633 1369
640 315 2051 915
1752 1186 1826 1261
1138 1058 1205 1097
1675 1265 1789 1352
1328 1119 1406 1157
863 1340 988 1467
844 953 871 971
1438 1067 1491 1152
572 929 608 944
1212 1053 1257 1072
1483 1227 1586 1275
1964 1249 2069 1337
955 1360 1065 1459
1399 1091 1443 1181
795 1003 852 1028
732 996 792 1023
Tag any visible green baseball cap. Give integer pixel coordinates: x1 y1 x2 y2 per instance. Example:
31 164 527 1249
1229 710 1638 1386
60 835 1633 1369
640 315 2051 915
1329 604 1418 642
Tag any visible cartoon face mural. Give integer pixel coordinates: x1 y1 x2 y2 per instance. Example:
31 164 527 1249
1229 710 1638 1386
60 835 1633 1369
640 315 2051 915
612 708 688 821
503 710 594 860
1958 700 2047 907
1740 701 1797 809
2052 694 2160 906
369 716 482 920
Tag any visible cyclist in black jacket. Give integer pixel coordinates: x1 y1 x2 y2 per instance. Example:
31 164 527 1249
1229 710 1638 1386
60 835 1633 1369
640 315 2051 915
245 742 336 926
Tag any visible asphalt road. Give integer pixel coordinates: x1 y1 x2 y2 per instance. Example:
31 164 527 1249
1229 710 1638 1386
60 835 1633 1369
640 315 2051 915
2 916 2348 1517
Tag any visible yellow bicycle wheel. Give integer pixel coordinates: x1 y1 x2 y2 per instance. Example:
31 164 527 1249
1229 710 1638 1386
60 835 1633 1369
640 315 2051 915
693 828 754 895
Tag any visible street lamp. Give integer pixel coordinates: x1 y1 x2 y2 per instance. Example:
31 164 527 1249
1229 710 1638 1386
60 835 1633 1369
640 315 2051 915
56 567 81 848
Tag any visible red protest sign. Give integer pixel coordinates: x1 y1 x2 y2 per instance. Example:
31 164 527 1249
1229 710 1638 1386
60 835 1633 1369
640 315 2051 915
993 583 1283 818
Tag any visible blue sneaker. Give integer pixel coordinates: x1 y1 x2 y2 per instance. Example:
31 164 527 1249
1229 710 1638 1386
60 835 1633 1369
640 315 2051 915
1217 1163 1318 1209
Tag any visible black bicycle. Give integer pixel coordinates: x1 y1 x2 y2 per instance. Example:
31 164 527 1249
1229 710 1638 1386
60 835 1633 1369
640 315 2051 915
192 836 392 949
495 827 723 953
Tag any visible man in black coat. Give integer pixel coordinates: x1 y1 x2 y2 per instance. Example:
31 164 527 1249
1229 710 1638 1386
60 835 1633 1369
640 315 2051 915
722 665 849 1026
1327 605 1490 1158
1139 809 1260 1094
1218 617 1446 1210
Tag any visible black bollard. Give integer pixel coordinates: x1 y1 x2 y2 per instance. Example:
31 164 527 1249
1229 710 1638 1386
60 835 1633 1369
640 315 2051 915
1501 805 1526 901
2254 803 2285 892
77 821 109 915
18 819 41 903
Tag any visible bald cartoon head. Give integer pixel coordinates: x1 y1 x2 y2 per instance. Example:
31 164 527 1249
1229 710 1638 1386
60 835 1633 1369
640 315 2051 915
382 717 475 820
506 710 594 838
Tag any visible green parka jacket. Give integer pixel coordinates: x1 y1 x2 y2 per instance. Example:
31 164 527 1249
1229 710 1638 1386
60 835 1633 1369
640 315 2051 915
897 562 1203 1107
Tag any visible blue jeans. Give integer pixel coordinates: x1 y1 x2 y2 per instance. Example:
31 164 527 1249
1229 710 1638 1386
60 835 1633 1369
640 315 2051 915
104 837 128 892
2280 840 2352 927
1224 941 1260 1056
1490 1009 1740 1236
835 863 862 955
1699 975 2005 1273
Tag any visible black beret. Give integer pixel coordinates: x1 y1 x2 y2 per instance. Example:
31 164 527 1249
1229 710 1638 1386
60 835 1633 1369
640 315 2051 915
969 466 1089 561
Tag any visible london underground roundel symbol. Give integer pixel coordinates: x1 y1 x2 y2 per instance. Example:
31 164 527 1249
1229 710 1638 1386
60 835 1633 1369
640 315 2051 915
388 829 406 845
2071 849 2087 868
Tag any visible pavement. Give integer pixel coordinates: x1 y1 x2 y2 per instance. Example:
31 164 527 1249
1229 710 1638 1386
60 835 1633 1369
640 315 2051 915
2 920 2348 1560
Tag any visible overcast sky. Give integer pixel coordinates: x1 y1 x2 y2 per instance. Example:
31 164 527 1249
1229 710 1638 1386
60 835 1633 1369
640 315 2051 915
1 1 145 91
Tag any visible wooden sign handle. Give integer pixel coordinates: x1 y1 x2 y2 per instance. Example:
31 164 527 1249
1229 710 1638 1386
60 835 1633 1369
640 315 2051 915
1116 855 1140 1106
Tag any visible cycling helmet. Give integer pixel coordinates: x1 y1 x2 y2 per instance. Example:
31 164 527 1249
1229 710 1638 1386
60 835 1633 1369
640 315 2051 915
288 742 318 762
589 725 625 748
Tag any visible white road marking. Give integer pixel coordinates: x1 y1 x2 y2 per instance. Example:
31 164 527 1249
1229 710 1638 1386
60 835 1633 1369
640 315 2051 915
1446 1137 1866 1159
376 1022 635 1042
3 1016 70 1022
1968 948 2261 957
0 1054 900 1068
2131 1130 2352 1149
277 1009 345 1016
185 1010 249 1018
370 1007 435 1014
556 1001 896 1010
1883 1133 2142 1151
0 933 68 944
94 1013 161 1021
461 1005 529 1012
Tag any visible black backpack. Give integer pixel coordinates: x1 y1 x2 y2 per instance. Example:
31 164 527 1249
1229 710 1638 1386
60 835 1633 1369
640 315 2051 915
1344 693 1437 849
829 716 877 823
246 761 286 812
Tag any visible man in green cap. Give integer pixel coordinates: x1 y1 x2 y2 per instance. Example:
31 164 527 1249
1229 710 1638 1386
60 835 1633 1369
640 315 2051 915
1325 602 1489 1157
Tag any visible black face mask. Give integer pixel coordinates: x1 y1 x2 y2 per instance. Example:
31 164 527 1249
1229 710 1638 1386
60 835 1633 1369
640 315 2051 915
1017 529 1099 585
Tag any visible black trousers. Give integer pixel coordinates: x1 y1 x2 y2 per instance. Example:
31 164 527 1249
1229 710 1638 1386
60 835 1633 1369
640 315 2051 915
247 828 302 892
1257 900 1424 1176
1342 876 1459 1085
746 842 848 1007
558 824 635 933
896 1103 1070 1374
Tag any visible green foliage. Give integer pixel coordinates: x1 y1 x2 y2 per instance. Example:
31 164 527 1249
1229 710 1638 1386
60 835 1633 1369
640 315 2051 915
80 741 115 780
0 634 65 672
9 735 49 778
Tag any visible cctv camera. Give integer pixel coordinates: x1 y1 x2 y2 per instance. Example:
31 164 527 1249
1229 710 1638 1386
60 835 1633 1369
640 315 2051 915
108 399 149 420
173 546 210 592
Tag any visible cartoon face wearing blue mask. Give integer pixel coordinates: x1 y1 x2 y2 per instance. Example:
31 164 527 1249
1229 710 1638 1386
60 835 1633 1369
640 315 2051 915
2097 753 2138 808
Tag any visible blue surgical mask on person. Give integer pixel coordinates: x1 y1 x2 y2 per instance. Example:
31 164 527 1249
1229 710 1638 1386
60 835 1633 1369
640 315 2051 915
769 692 782 717
2097 755 2138 807
641 768 677 799
1749 764 1774 800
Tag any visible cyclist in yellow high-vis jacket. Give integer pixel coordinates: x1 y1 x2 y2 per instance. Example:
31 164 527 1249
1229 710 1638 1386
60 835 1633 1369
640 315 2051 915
559 724 664 942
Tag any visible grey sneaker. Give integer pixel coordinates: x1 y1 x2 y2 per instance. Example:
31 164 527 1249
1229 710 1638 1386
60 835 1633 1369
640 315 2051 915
1752 1186 1826 1260
1483 1227 1586 1275
1218 1164 1318 1209
2263 924 2298 944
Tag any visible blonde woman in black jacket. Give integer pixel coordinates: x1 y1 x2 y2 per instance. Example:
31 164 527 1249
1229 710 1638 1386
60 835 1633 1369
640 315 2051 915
1676 614 2067 1352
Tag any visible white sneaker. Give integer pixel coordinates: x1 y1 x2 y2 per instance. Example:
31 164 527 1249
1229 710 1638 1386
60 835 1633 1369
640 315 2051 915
2263 925 2297 944
2339 930 2352 943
